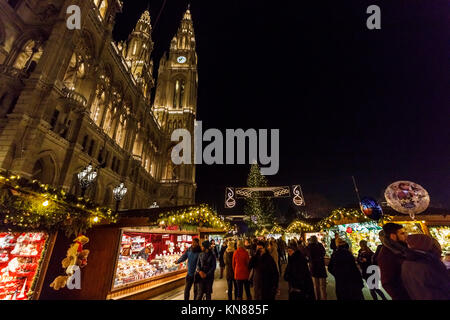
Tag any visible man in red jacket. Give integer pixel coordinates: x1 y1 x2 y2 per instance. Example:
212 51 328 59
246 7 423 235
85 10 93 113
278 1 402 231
377 223 410 300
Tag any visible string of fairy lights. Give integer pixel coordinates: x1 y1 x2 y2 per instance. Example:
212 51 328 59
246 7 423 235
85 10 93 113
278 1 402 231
0 171 444 238
157 204 232 232
0 173 117 237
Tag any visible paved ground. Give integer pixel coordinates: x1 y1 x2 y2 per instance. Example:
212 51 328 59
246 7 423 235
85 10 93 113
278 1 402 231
151 262 391 300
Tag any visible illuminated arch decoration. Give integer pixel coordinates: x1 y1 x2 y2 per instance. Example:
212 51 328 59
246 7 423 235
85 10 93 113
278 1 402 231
224 185 305 208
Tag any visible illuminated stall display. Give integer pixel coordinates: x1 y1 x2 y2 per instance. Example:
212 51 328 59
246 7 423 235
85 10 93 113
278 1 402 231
427 226 449 253
113 231 197 288
0 232 49 300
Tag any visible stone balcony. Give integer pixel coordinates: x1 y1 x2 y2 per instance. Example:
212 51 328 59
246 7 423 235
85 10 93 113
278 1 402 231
61 87 88 108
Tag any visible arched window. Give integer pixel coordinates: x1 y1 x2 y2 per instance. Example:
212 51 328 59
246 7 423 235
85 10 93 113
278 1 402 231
90 91 105 125
173 79 185 109
63 53 86 89
13 40 43 72
103 105 113 137
115 115 126 147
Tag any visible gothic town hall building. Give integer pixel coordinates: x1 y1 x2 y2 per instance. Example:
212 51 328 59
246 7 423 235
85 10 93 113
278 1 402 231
0 1 198 210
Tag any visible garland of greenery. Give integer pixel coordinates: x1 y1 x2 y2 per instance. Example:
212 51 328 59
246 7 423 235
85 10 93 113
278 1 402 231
286 220 316 234
316 208 372 230
156 204 231 232
0 173 118 237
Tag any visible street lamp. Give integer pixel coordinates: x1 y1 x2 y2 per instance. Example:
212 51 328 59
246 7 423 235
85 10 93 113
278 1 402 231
149 202 159 209
77 164 98 197
113 182 127 214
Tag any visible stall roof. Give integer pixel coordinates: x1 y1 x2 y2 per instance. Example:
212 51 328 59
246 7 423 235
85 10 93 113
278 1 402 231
381 206 450 217
117 205 197 221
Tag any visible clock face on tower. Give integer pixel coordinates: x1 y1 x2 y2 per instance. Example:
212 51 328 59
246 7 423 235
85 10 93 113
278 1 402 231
177 56 187 64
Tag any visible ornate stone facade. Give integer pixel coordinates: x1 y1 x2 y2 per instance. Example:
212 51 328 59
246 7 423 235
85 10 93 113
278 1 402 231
0 0 197 209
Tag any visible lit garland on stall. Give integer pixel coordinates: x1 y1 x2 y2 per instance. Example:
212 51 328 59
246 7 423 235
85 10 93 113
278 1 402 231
254 228 270 237
0 172 118 237
270 224 284 234
316 208 371 230
286 220 315 233
156 204 232 232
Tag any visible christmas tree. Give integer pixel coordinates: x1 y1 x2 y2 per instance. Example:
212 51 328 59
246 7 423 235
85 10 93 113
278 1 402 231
244 163 275 230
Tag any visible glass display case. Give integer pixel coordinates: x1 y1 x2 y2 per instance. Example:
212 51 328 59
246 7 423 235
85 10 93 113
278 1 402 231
0 232 49 300
113 231 197 289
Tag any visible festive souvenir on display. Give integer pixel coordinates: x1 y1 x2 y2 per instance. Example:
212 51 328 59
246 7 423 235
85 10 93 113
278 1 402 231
0 232 48 300
428 226 449 253
346 227 353 234
112 231 194 288
384 181 430 218
360 197 383 221
50 235 90 291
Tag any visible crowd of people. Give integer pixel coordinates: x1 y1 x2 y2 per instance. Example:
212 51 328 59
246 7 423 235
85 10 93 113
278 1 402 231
175 223 450 301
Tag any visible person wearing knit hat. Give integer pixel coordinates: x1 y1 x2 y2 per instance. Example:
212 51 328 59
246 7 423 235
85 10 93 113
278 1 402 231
401 234 450 300
405 234 441 258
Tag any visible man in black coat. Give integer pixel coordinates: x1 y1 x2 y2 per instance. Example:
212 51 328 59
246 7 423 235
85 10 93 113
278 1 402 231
218 240 227 279
284 244 315 300
328 238 364 300
195 240 217 300
377 223 411 300
249 241 279 300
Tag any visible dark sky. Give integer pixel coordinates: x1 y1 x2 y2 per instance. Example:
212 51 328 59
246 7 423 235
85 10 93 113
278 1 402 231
114 0 450 213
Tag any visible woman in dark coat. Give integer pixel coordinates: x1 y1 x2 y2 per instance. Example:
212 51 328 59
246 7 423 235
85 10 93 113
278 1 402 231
284 244 315 300
401 234 450 300
219 240 227 279
249 241 279 300
328 238 364 300
224 241 237 300
306 236 328 300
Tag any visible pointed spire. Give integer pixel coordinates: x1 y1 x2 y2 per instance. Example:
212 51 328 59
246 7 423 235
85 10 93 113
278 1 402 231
183 4 192 21
138 10 151 27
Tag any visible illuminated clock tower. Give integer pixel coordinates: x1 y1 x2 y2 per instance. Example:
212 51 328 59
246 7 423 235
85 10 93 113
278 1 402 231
153 7 197 205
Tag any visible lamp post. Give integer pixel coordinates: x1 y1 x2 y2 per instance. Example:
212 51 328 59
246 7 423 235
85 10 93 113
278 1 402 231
113 182 127 214
77 164 98 197
149 202 159 209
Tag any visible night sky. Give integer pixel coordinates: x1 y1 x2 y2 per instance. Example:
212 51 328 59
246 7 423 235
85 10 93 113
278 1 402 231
113 0 450 214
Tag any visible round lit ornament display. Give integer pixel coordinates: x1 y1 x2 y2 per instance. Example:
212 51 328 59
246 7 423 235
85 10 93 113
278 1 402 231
360 197 383 221
384 181 430 218
346 227 353 234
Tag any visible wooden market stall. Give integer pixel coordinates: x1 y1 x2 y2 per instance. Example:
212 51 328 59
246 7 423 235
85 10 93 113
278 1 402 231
316 206 450 255
0 173 116 300
39 204 230 300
